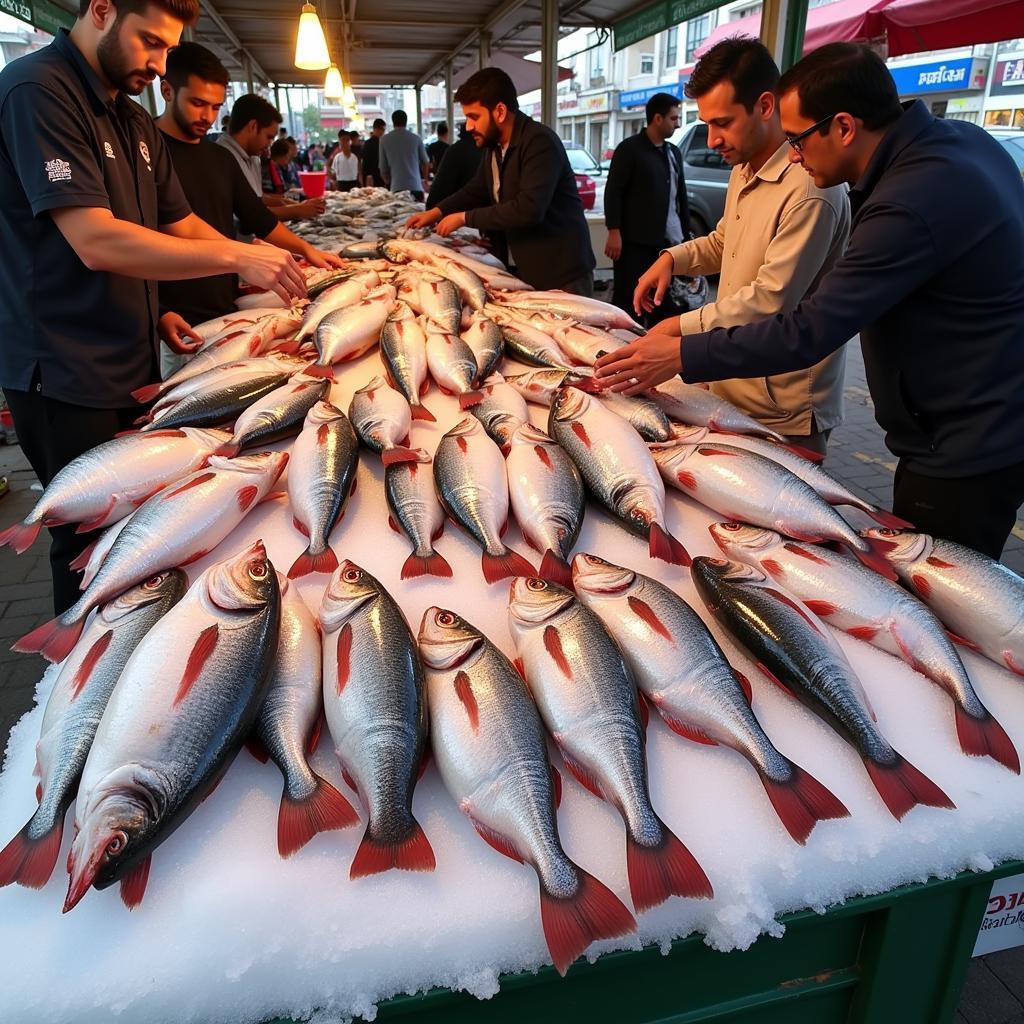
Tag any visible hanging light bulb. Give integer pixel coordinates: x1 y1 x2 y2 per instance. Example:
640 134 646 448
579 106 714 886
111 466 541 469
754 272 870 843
323 63 344 100
342 83 356 109
294 2 330 70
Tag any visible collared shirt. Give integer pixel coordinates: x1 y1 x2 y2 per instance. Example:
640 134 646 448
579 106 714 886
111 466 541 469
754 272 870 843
666 141 850 435
664 144 684 246
379 127 428 193
216 132 262 195
0 29 190 408
330 151 359 181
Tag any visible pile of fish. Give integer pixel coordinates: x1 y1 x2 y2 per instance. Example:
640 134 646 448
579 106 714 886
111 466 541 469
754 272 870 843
1 227 1023 982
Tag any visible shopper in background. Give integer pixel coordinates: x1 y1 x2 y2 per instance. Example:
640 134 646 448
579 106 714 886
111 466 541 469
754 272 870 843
263 138 293 195
380 109 429 201
597 43 1024 556
406 67 595 295
361 117 386 186
427 122 449 176
329 130 361 191
283 137 302 189
427 121 484 207
0 0 306 612
604 91 688 324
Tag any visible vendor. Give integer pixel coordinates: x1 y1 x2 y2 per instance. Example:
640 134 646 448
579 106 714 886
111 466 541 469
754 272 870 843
405 67 595 296
0 0 307 614
596 43 1024 558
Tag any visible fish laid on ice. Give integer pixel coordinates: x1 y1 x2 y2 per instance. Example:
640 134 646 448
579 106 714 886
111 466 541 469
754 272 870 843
295 269 380 341
385 450 451 579
425 327 480 406
463 373 530 453
483 305 572 369
650 379 787 442
213 376 329 458
307 283 397 377
348 376 420 467
380 302 435 422
461 311 504 384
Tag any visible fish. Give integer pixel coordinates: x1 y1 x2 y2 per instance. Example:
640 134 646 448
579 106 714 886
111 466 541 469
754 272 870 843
295 269 380 340
385 449 451 579
0 571 187 891
416 273 462 335
483 305 573 369
15 451 288 663
463 373 530 453
306 269 358 301
433 417 535 584
650 379 787 442
0 427 229 552
421 242 530 292
348 375 420 466
505 367 595 407
192 309 286 344
254 574 358 857
212 376 329 458
71 515 132 590
572 380 672 442
508 578 713 912
491 290 643 331
63 541 280 911
321 561 435 877
862 527 1024 681
419 606 636 974
519 312 628 367
424 326 480 406
307 283 398 377
287 402 360 578
506 424 585 589
690 556 956 821
379 302 435 422
710 524 1019 773
571 554 850 844
461 311 504 384
548 387 690 566
649 442 897 579
381 240 487 309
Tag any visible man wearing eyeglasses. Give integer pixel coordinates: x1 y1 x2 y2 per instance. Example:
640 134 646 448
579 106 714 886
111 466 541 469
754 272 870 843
596 42 1024 558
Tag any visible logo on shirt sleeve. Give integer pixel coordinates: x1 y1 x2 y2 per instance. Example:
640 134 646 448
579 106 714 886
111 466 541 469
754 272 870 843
139 141 151 167
44 158 72 182
103 142 115 159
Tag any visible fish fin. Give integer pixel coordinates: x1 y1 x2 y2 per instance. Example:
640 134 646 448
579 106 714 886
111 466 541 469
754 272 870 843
68 539 98 572
758 764 850 845
675 470 698 491
481 549 536 585
763 589 826 636
863 755 955 820
626 819 713 913
349 819 436 878
292 515 312 538
237 485 259 512
954 707 1020 774
454 670 479 730
539 550 574 590
777 441 825 463
659 712 718 746
381 446 422 467
648 522 691 567
0 815 64 889
272 340 300 355
734 670 754 704
335 623 353 694
852 538 900 581
945 630 982 653
340 766 359 794
558 747 605 800
458 390 484 409
130 382 163 403
213 442 241 459
512 657 527 681
756 662 800 701
637 691 650 732
119 854 151 910
802 600 838 618
627 595 674 642
847 624 880 642
401 551 453 579
306 714 325 756
73 497 118 534
174 624 219 706
0 520 41 555
68 628 114 699
260 490 288 505
760 558 784 579
303 361 335 379
470 818 523 863
410 403 436 422
1004 652 1024 677
129 484 165 508
551 765 563 808
245 736 270 763
927 556 957 569
544 626 574 679
782 543 829 566
866 508 915 530
279 774 360 858
911 573 932 600
541 869 638 976
13 614 84 663
288 545 339 579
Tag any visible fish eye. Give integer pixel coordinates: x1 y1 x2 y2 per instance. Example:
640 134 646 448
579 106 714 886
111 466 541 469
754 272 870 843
143 575 165 589
342 568 361 583
709 557 728 566
722 523 741 532
878 528 896 537
106 831 128 857
526 578 547 592
248 562 268 580
437 611 456 626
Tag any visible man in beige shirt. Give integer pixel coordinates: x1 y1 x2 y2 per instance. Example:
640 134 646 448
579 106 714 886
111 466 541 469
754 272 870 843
632 38 850 454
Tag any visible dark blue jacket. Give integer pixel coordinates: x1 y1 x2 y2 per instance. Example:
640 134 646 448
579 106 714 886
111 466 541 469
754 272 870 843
681 100 1024 477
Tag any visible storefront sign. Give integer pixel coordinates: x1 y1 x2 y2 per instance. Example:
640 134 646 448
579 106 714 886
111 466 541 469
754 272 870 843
620 80 681 110
614 0 720 51
974 873 1024 957
0 0 74 33
0 0 33 24
889 57 987 96
991 55 1024 97
580 92 611 113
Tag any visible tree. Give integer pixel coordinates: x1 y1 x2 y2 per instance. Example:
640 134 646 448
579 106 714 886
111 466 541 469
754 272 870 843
302 104 324 141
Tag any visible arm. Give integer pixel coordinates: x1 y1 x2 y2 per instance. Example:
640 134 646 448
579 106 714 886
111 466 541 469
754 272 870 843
379 139 390 185
669 213 726 277
419 140 430 181
265 222 344 267
160 211 226 242
409 156 492 230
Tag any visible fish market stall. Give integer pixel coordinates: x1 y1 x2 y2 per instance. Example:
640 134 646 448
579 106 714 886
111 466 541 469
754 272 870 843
1 215 1024 1024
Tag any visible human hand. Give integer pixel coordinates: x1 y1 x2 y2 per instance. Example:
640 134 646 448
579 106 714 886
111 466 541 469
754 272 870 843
303 244 346 269
405 208 442 231
435 212 466 237
236 238 308 304
593 330 683 395
604 228 622 262
296 197 326 219
158 312 203 355
632 252 674 316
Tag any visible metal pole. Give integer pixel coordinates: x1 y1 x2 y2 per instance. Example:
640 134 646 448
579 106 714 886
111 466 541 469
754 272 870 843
445 61 455 138
273 84 281 111
243 54 254 94
479 31 491 69
284 86 294 136
541 0 558 129
415 85 423 136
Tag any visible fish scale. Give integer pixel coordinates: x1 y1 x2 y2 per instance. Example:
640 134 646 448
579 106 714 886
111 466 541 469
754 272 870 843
385 451 451 580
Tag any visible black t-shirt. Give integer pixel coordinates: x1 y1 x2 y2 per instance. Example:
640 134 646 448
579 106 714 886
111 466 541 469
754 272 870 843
427 139 449 170
158 133 278 327
0 30 191 408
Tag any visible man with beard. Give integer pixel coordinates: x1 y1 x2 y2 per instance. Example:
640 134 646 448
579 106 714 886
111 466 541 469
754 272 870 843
154 42 343 374
405 67 594 295
0 0 306 613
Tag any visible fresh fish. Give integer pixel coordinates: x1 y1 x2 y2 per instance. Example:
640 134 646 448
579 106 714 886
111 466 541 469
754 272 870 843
571 554 850 843
380 302 435 422
691 556 956 821
710 524 1019 773
649 442 897 578
321 561 435 877
385 449 451 579
308 283 397 377
192 309 284 344
339 239 384 260
287 402 360 578
63 541 281 911
491 290 643 331
213 376 329 458
464 373 530 453
382 240 487 310
0 571 187 891
508 578 713 912
461 311 504 384
651 379 787 442
505 367 594 407
306 269 357 301
862 527 1024 680
483 304 572 369
348 375 419 466
519 311 627 367
0 427 229 551
425 327 479 405
295 269 380 340
71 515 132 590
15 451 288 663
255 574 358 857
506 424 585 588
424 242 530 292
417 273 462 335
548 387 689 566
419 606 636 973
433 417 535 584
572 380 671 442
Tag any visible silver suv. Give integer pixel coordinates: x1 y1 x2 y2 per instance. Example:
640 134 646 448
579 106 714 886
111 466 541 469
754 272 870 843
676 122 730 237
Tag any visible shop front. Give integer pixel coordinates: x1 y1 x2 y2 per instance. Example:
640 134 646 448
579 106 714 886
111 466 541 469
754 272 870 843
984 54 1024 128
617 80 683 146
888 55 988 123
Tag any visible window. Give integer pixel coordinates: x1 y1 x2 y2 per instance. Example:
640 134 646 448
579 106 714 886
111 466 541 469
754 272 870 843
685 15 711 62
664 26 678 67
985 109 1012 126
640 53 654 75
683 124 728 169
588 34 605 84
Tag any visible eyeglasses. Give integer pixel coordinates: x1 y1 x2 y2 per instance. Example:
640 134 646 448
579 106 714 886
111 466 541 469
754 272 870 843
785 113 837 153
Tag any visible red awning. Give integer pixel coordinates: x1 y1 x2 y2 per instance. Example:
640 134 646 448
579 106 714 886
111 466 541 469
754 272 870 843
873 0 1024 57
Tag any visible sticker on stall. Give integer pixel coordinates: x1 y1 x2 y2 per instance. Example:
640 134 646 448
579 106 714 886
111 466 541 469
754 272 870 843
974 873 1024 957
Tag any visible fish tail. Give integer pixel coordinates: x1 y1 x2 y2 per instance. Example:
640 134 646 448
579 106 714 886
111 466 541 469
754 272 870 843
864 754 956 821
776 440 825 463
539 550 574 590
0 815 64 889
648 522 691 567
381 446 422 467
410 403 436 423
865 507 915 530
13 611 86 663
68 538 98 572
349 818 436 878
278 773 360 859
954 706 1020 774
626 821 713 913
212 441 241 459
481 548 536 585
287 544 339 579
0 519 41 555
759 764 850 845
130 381 163 403
303 361 335 380
401 551 453 580
458 390 484 409
540 867 637 976
851 537 900 581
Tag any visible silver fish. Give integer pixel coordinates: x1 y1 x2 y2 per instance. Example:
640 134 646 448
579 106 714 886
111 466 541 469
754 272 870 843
464 373 530 453
385 449 451 580
651 379 787 442
578 384 672 442
491 290 643 331
425 327 479 404
348 375 419 466
214 376 329 458
417 273 462 335
505 367 594 407
461 311 504 384
483 304 572 369
380 302 435 422
141 368 293 431
295 269 380 341
308 283 397 376
72 514 132 590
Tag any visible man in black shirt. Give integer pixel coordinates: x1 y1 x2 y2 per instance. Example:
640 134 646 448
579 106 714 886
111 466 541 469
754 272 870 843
427 122 483 207
361 118 386 187
426 122 449 176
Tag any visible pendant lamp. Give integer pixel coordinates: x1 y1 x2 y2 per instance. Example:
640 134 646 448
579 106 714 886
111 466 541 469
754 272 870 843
294 2 330 70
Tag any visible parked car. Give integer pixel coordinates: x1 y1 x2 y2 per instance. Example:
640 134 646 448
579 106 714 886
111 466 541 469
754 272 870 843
986 127 1024 177
674 122 730 237
561 141 602 211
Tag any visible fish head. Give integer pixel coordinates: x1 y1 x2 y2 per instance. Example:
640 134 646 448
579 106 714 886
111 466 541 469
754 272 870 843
387 300 416 323
443 416 482 443
205 540 278 611
859 527 927 565
508 577 575 629
417 607 484 670
303 400 346 428
550 385 590 424
100 570 189 624
691 555 768 590
508 422 555 450
321 560 380 630
208 449 289 486
709 523 782 560
182 426 235 451
571 553 636 596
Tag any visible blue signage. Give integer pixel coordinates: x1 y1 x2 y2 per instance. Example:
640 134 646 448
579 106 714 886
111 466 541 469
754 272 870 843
889 58 980 96
620 81 682 109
